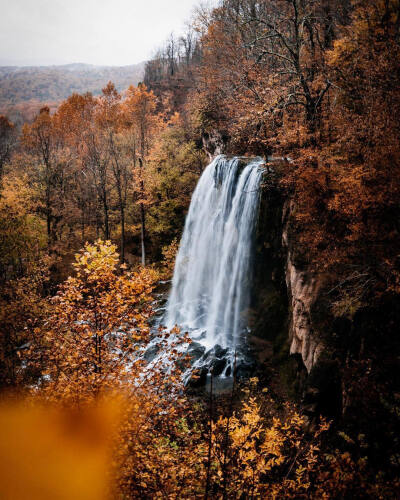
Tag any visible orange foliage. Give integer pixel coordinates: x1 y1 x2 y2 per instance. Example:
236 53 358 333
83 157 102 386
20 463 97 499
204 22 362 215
0 241 395 498
284 0 400 289
24 240 158 404
0 399 116 500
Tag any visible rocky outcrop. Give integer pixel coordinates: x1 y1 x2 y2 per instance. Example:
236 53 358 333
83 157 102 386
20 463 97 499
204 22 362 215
285 260 324 372
202 130 229 160
281 200 343 419
253 178 325 374
282 201 325 372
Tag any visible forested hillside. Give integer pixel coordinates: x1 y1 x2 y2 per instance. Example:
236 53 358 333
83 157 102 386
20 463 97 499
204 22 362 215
0 1 400 498
0 62 145 122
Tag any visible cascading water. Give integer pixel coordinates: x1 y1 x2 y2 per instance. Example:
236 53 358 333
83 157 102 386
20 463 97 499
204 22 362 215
164 155 264 379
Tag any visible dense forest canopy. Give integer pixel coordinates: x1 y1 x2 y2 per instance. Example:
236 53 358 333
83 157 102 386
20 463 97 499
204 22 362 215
0 0 400 498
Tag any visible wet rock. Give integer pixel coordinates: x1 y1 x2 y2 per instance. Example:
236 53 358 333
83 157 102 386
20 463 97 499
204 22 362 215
187 342 206 362
214 344 228 359
203 344 228 361
211 357 226 376
187 366 208 388
143 343 160 362
202 130 229 160
234 358 257 379
191 329 207 342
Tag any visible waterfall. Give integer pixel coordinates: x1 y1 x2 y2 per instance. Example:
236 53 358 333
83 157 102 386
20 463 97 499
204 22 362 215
165 155 264 360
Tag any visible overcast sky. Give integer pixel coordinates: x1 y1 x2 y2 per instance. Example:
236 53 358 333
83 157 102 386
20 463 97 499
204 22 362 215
0 0 207 67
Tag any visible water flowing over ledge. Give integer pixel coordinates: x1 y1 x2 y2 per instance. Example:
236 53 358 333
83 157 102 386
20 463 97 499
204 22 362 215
163 155 264 380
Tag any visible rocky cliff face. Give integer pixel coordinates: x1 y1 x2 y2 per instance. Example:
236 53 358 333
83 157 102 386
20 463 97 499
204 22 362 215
251 164 325 374
280 200 343 418
282 201 325 373
250 167 343 418
201 131 229 160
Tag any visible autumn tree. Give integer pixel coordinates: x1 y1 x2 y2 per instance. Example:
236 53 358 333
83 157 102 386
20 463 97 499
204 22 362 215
0 259 49 389
56 92 99 243
21 106 70 248
109 130 132 263
0 168 46 280
25 240 158 404
58 88 115 242
144 28 201 85
123 84 160 265
285 0 400 276
147 113 206 248
0 115 15 181
96 82 132 262
185 0 349 153
83 88 115 241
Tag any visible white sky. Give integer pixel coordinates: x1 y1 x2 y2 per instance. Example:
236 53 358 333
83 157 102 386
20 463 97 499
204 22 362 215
0 0 205 66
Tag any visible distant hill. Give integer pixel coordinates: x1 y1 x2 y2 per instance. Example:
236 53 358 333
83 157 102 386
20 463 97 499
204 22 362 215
0 62 145 123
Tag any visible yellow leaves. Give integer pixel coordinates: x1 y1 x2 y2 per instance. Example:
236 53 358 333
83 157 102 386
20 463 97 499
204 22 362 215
0 172 35 216
0 169 46 271
203 391 336 498
23 239 161 406
73 240 119 279
160 237 179 279
249 376 259 385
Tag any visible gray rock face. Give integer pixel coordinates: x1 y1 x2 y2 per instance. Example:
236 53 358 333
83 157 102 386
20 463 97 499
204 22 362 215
202 131 229 160
282 201 325 373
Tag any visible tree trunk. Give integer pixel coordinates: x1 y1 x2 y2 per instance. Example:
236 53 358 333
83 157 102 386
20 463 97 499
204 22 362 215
81 209 85 242
138 157 146 266
103 192 110 240
46 188 51 249
120 205 125 263
95 205 101 239
140 201 146 266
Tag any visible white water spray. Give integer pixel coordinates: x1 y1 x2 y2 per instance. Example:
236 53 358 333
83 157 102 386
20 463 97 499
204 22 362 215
165 155 264 353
